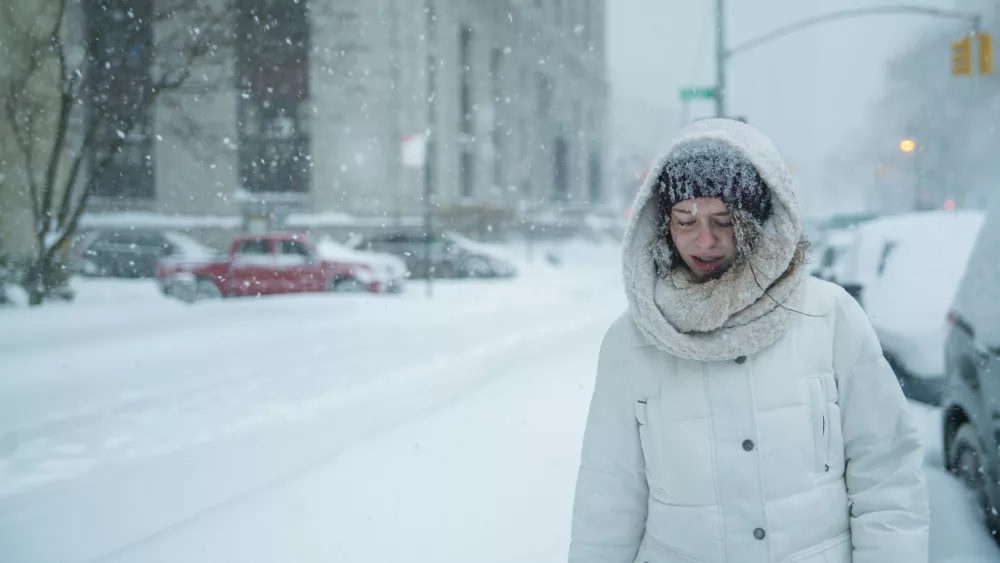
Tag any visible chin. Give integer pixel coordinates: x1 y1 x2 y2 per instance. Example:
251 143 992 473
683 259 733 282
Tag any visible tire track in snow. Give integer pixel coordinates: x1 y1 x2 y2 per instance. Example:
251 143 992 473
0 298 619 499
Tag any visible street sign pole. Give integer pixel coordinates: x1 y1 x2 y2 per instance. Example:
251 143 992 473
715 0 727 118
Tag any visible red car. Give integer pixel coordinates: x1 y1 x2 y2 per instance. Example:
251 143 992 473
156 232 398 301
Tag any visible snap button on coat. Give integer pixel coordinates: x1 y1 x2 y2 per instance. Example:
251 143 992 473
735 355 747 364
742 439 755 452
754 528 766 540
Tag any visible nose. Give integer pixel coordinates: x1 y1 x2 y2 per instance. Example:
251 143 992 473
694 223 715 249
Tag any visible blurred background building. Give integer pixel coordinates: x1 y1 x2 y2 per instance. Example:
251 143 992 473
76 0 610 237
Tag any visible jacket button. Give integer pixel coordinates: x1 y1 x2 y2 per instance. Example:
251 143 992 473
735 356 747 364
742 439 755 451
753 528 766 540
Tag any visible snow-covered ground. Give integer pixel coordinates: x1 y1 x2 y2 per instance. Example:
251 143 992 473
0 240 997 563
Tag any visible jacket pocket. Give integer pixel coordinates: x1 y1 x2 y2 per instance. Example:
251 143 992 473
785 531 851 562
635 400 663 483
808 378 829 473
636 535 704 562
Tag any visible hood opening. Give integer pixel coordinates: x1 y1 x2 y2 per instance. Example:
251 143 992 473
621 118 806 361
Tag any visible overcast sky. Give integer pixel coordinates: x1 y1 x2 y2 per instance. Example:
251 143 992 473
606 0 968 218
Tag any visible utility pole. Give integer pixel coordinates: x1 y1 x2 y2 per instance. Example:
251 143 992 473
715 0 726 118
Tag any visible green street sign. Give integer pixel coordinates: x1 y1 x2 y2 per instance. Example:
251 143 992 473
680 87 716 101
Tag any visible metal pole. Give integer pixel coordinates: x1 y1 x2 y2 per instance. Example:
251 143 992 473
390 0 403 226
424 141 434 297
715 0 726 118
424 0 436 298
726 6 982 58
681 99 690 127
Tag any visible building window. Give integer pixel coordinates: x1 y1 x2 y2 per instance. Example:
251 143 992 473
85 0 155 200
553 136 568 201
536 73 552 118
461 150 475 197
235 0 311 194
588 147 602 203
459 24 474 136
490 47 503 189
425 0 436 40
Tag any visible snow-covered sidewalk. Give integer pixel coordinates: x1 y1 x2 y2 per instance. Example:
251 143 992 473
1 241 997 562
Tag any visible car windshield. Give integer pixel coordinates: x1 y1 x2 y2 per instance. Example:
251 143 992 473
1 1 999 562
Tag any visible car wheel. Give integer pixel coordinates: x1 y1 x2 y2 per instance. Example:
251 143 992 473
463 256 494 278
949 423 993 519
331 278 365 292
195 279 222 301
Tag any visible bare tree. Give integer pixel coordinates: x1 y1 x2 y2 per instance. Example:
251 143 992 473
1 0 233 305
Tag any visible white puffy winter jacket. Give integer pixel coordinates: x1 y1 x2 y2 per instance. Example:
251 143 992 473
568 277 929 563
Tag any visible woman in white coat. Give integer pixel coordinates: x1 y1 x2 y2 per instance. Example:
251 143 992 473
568 119 929 563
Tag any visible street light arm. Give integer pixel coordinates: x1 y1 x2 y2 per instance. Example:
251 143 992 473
724 5 981 59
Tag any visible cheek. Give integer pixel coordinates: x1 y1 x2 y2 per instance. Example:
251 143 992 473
723 234 738 257
668 227 687 253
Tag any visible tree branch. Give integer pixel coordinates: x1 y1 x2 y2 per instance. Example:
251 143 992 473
46 0 235 256
48 118 134 259
55 109 101 228
39 0 73 244
4 80 42 234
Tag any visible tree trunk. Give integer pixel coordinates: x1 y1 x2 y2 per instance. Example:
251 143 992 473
26 252 51 306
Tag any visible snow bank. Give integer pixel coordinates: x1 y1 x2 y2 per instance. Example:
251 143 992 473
865 214 985 377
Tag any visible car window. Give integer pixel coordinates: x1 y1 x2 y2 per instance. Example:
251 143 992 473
876 242 897 276
279 240 311 258
820 247 837 269
95 231 137 247
236 239 272 255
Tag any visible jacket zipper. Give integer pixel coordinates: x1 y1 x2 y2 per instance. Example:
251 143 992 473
808 378 829 473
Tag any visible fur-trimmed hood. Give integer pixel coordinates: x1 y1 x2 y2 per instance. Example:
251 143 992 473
622 119 805 361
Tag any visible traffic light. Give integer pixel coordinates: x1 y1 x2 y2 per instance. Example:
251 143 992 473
980 33 994 75
953 36 972 75
953 33 994 76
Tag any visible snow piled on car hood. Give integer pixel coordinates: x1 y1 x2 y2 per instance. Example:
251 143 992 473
316 237 407 278
865 213 986 377
162 231 219 260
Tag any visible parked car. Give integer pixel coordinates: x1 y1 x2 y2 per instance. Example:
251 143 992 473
156 232 400 301
834 210 982 308
350 231 517 279
863 213 985 404
816 211 879 232
314 236 407 291
808 228 855 283
76 228 217 278
942 197 1000 528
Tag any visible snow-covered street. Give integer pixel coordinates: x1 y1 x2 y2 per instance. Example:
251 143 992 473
1 242 998 563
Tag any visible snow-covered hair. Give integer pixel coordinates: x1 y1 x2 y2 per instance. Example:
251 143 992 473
654 137 773 225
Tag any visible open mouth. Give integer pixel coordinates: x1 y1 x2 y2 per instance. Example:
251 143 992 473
692 255 725 268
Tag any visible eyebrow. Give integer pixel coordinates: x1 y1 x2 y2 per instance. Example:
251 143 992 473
671 208 731 217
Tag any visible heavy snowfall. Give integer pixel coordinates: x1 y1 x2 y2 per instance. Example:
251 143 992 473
3 0 1000 562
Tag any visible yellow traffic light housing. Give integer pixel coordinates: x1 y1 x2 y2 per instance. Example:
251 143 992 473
953 35 972 75
980 33 994 75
